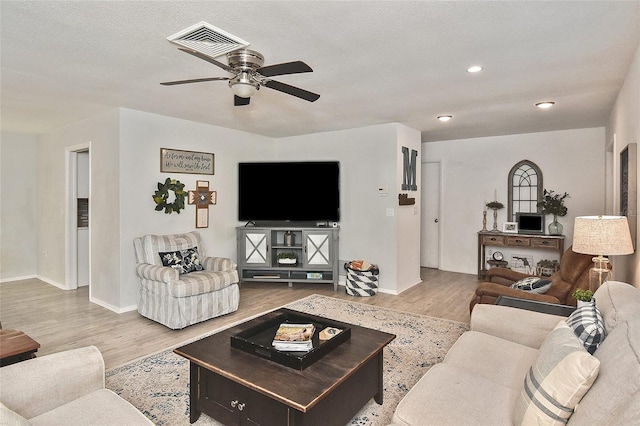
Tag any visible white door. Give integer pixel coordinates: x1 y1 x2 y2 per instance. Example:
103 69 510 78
421 162 440 268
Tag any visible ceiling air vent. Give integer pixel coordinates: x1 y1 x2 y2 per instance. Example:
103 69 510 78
167 21 250 59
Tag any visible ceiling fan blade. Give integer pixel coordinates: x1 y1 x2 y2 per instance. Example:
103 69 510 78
263 80 320 102
234 95 251 106
177 47 235 73
257 61 313 77
160 77 230 86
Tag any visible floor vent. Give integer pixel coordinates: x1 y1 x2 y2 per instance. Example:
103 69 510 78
167 21 249 59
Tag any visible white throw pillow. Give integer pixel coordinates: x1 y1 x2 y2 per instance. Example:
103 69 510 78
513 321 600 425
510 277 552 294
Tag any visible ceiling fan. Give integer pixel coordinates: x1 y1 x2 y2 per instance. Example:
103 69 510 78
161 48 320 106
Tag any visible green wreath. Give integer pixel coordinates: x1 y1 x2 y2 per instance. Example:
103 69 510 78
153 178 186 214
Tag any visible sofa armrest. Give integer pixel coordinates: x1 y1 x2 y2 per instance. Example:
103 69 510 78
474 282 561 305
0 346 105 419
485 267 533 284
135 263 178 284
203 256 237 272
470 304 565 348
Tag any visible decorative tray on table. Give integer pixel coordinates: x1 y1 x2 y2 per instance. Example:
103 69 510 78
230 308 352 370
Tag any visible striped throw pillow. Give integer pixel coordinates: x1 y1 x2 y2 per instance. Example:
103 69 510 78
566 302 606 354
513 321 600 425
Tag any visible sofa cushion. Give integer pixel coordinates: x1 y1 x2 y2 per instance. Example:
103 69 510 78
0 402 30 426
510 277 552 293
566 303 605 354
159 247 204 275
593 281 640 333
170 270 239 297
513 321 600 425
567 318 640 425
392 363 518 426
444 331 538 390
29 389 152 425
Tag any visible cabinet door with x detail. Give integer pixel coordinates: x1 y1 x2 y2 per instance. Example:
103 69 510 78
303 231 333 268
242 230 270 266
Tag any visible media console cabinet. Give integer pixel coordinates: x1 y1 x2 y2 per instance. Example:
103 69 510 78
477 231 565 280
237 226 339 290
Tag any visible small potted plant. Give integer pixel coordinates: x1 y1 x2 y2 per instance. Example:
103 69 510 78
277 252 297 265
573 289 594 307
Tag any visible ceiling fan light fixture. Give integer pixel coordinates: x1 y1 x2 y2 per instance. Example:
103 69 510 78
229 72 258 98
437 115 453 122
535 101 556 109
230 82 257 98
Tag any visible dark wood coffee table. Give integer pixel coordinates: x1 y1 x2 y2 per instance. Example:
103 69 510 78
0 330 40 366
174 308 395 426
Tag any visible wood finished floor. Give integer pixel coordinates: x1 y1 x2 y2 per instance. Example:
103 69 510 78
0 268 479 369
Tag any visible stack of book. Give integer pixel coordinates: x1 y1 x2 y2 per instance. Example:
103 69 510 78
272 323 315 352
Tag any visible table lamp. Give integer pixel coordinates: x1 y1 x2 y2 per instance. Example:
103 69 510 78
572 215 634 291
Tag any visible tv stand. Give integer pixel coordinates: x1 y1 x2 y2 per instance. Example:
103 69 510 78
237 226 339 290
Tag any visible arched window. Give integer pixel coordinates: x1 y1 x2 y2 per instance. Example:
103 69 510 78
507 160 543 221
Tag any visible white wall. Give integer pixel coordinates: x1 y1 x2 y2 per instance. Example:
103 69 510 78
0 132 38 280
118 109 274 307
606 43 640 286
276 123 422 293
395 125 422 293
37 109 121 309
423 127 606 275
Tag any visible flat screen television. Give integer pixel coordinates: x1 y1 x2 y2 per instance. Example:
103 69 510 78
238 161 340 223
516 212 545 235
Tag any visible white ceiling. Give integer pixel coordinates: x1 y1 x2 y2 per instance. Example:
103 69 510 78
1 1 639 142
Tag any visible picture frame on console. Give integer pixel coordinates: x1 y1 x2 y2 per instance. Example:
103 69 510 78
502 222 518 233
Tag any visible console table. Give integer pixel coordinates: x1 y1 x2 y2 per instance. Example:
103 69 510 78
477 231 565 280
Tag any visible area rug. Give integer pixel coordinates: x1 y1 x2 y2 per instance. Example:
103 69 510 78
106 295 468 425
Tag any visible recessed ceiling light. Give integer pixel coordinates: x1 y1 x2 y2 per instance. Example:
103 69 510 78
467 65 483 73
437 115 453 122
535 101 556 109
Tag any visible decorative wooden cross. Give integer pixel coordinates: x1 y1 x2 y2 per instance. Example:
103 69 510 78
188 180 216 228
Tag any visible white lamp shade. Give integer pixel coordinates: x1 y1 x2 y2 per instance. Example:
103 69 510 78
573 216 634 256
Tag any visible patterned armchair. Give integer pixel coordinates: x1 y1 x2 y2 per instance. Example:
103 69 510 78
133 231 239 329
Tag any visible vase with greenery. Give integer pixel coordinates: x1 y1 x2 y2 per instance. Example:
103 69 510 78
537 189 569 235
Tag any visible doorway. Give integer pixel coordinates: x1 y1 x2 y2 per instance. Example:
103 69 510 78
421 161 441 268
65 143 90 292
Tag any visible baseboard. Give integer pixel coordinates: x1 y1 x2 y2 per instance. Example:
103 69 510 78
89 296 137 314
36 275 67 290
0 274 37 284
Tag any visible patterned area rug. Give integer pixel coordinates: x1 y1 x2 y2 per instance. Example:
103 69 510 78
106 295 468 425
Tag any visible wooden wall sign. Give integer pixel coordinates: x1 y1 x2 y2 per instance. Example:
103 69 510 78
188 181 216 228
161 148 214 175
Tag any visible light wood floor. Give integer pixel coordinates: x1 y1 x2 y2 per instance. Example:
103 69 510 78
0 268 479 369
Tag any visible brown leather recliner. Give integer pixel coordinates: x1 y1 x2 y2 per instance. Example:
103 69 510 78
469 246 596 312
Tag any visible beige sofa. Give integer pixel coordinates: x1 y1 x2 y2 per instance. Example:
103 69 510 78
391 281 640 425
134 231 240 329
0 346 153 425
